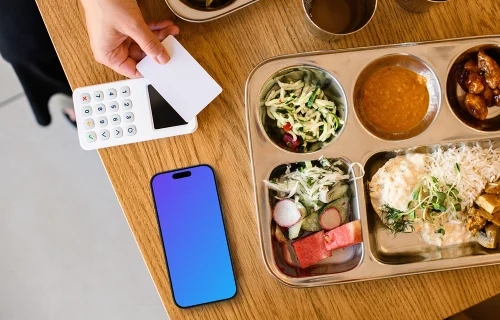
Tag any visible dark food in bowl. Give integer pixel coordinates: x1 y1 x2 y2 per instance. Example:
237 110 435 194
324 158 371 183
457 51 500 120
464 94 489 120
181 0 234 11
478 52 500 89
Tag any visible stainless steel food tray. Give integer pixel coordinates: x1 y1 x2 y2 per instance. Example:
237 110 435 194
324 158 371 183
165 0 258 22
245 36 500 287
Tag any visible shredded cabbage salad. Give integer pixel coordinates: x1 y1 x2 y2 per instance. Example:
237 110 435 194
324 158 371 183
264 158 363 211
264 79 343 148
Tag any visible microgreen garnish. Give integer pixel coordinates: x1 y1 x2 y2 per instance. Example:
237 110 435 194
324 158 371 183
380 205 415 235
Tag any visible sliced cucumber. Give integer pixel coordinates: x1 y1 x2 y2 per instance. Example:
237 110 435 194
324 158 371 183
301 212 322 232
296 202 307 218
298 195 316 211
320 196 350 224
321 183 349 204
307 86 319 107
288 219 304 240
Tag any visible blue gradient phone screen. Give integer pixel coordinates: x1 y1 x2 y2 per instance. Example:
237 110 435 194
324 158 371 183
151 165 236 308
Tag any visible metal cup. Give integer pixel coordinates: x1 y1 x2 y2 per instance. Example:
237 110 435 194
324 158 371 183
302 0 377 41
397 0 449 13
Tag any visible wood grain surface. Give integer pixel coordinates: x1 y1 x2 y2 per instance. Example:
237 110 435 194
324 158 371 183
35 0 500 319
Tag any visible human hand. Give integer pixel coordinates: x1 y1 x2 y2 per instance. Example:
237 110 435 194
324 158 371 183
80 0 180 78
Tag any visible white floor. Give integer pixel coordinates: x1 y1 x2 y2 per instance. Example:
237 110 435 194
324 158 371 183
0 58 168 320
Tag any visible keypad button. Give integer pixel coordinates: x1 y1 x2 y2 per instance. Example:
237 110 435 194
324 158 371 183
82 118 95 130
93 91 104 101
99 129 110 140
106 89 117 100
112 127 123 138
95 103 106 115
96 116 108 128
110 114 121 126
119 86 130 97
121 99 132 110
123 112 134 123
86 131 97 143
108 101 119 112
125 125 137 136
80 93 90 104
81 106 92 117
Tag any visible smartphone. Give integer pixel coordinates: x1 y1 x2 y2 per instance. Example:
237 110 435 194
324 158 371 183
151 165 237 308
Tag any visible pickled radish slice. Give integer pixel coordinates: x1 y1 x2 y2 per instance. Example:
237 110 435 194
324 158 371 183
319 208 342 230
273 199 301 227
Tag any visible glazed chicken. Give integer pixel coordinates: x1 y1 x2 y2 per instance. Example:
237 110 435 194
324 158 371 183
464 60 481 73
494 88 500 106
458 52 500 120
478 51 500 89
482 85 494 108
465 93 488 120
466 72 485 94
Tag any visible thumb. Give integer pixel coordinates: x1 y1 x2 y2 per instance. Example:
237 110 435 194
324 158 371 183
127 22 170 64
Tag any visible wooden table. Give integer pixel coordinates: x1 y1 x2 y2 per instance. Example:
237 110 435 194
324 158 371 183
36 0 500 318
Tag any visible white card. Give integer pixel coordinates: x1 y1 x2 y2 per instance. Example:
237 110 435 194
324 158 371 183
136 36 222 122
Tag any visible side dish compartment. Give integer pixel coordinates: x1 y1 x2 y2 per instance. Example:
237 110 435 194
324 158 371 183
364 139 500 265
267 158 364 279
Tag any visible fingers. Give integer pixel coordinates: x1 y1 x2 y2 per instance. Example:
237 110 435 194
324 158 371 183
147 20 176 31
111 56 143 79
125 20 170 64
129 43 146 61
153 25 180 42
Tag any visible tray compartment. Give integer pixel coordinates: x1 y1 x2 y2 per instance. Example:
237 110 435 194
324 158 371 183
258 66 348 153
266 158 363 279
353 53 441 141
446 44 500 132
363 139 500 265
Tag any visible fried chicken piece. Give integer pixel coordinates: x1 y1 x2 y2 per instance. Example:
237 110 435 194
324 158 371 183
466 72 486 94
464 60 481 73
467 214 488 235
482 85 494 107
457 68 469 92
494 88 500 106
465 93 488 120
478 52 500 89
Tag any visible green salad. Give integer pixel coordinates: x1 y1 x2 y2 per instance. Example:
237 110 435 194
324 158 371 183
264 79 343 151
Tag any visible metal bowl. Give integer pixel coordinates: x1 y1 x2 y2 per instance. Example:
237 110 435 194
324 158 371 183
446 44 500 132
353 53 441 141
258 66 348 153
302 0 377 41
179 0 235 11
